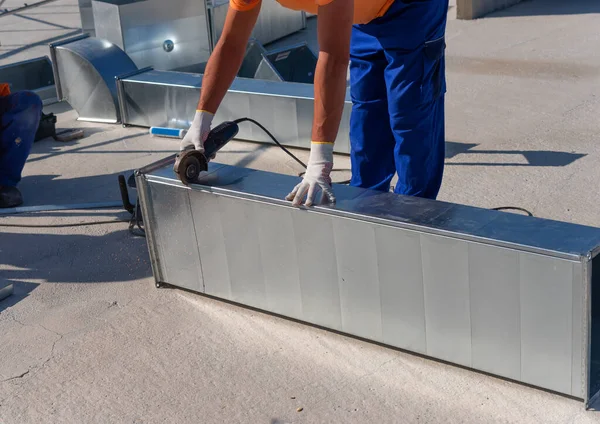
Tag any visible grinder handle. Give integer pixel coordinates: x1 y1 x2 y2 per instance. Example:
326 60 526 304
204 121 240 159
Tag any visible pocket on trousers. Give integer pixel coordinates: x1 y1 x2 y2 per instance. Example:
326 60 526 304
421 35 446 105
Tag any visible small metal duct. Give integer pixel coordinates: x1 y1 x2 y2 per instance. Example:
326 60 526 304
49 34 138 123
208 0 306 48
0 56 57 105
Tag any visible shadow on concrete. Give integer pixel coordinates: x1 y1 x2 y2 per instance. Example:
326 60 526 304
16 171 135 209
445 141 586 167
445 55 599 80
12 12 78 30
0 29 81 60
43 100 74 115
487 0 600 17
33 127 108 145
0 282 38 314
0 228 152 286
28 131 146 163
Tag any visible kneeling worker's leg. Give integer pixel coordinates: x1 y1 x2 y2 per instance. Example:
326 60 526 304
0 91 43 207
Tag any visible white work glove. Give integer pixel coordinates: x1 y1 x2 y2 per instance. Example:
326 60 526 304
180 110 214 153
286 142 336 207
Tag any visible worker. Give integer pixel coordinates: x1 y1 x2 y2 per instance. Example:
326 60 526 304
0 83 43 208
181 0 448 206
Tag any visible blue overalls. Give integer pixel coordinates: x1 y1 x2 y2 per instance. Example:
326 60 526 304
0 91 42 187
349 0 448 199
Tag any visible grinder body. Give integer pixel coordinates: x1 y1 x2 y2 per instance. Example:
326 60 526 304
174 121 239 185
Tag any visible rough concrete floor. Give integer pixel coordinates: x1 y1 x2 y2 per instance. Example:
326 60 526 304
2 0 600 422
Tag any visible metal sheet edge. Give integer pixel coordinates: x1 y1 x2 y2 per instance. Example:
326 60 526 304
583 258 593 407
143 174 585 263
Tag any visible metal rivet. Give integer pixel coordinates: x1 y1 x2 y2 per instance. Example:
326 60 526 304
163 40 174 53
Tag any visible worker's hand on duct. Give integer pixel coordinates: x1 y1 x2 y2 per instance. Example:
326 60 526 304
180 110 214 154
286 142 336 207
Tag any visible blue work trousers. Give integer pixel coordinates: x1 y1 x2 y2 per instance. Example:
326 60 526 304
0 91 42 187
349 0 448 199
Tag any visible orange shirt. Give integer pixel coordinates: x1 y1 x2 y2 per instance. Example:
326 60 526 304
230 0 394 25
0 83 10 97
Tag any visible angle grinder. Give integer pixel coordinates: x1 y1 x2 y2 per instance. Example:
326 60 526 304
173 121 240 185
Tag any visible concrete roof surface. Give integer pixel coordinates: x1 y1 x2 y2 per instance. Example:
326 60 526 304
1 0 600 422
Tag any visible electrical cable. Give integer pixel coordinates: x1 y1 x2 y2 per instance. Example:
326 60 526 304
491 206 533 217
237 117 533 215
234 117 352 185
234 118 308 169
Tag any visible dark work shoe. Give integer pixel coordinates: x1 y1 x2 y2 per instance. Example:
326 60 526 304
0 186 23 208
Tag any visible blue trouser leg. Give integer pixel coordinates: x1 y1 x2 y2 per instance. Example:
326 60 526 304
0 91 42 187
349 31 396 192
349 0 448 199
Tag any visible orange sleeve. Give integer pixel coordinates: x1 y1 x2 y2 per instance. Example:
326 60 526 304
0 83 10 97
229 0 260 11
315 0 334 5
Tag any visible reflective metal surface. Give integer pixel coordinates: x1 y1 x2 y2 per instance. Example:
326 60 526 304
0 56 57 105
79 0 95 36
238 40 269 79
209 0 306 48
118 69 352 153
49 34 138 123
92 0 211 71
253 57 284 82
0 282 13 302
137 159 600 404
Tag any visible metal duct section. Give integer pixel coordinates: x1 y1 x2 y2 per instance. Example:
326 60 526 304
78 0 95 36
208 0 306 48
117 69 352 153
92 0 212 72
0 56 57 105
136 157 600 407
49 34 138 123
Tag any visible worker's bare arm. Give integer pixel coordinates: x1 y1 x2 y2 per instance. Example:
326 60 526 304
312 0 353 143
197 3 261 113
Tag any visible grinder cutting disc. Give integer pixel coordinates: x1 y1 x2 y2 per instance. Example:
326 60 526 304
174 150 208 185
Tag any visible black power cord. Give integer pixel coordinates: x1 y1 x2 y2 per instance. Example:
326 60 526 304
234 118 308 169
491 206 533 217
238 118 533 215
234 117 352 185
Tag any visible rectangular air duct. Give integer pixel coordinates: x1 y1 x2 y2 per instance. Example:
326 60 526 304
92 0 212 71
135 156 600 408
0 57 57 105
208 0 306 48
117 69 352 153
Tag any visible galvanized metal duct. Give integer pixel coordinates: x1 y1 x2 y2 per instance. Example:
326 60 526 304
208 0 306 48
136 157 600 408
117 69 352 153
49 34 138 123
92 0 212 72
0 56 57 105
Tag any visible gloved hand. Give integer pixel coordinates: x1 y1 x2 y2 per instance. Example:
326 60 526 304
286 142 336 207
180 110 214 153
